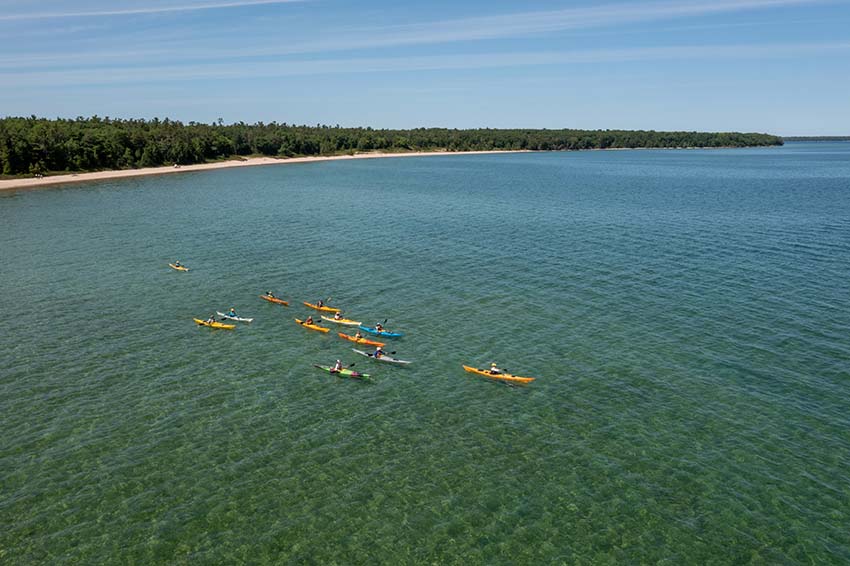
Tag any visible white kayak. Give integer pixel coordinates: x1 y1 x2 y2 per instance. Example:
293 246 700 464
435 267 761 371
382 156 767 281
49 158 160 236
320 315 361 326
217 311 254 323
351 348 412 365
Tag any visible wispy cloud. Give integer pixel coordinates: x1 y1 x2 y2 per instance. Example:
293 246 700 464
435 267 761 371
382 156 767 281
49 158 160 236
362 0 826 45
0 0 832 69
3 40 848 88
0 0 304 21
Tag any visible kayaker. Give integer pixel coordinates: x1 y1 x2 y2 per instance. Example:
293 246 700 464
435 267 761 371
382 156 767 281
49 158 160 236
489 362 502 375
333 312 342 320
354 330 364 340
174 260 182 267
206 314 216 324
374 346 384 359
375 322 384 332
316 299 324 308
304 315 315 325
266 290 275 298
228 307 237 317
332 359 343 372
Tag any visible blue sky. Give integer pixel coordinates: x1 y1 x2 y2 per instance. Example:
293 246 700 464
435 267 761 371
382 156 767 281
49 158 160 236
1 0 848 134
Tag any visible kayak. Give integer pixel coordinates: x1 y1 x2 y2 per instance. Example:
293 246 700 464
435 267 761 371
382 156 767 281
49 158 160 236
462 365 536 384
217 311 254 323
194 318 235 330
260 295 289 306
358 324 404 338
337 333 385 347
303 302 341 313
313 364 371 380
295 318 329 333
321 315 361 326
169 263 189 271
352 348 412 365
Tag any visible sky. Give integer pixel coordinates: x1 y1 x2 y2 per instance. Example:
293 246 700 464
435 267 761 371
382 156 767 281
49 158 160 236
0 0 848 135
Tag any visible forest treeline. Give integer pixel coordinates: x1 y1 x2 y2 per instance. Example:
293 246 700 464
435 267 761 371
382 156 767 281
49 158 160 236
0 116 784 176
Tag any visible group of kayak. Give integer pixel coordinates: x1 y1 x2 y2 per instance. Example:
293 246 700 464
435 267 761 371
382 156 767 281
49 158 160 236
176 262 537 384
296 299 413 371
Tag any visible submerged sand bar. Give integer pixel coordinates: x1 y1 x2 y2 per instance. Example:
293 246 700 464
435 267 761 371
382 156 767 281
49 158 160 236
0 150 526 192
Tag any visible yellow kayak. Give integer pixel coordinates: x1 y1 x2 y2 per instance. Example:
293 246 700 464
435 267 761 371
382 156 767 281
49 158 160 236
169 263 189 271
194 318 235 330
303 302 341 313
295 318 330 333
321 315 361 326
462 365 536 384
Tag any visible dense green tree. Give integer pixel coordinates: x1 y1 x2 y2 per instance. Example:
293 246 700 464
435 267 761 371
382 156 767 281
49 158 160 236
0 116 783 176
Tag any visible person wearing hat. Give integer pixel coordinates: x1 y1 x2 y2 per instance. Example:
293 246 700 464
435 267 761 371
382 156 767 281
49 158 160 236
489 362 502 375
333 311 343 320
303 315 315 325
332 359 343 372
265 290 275 298
206 314 216 324
174 260 182 267
373 346 384 359
228 307 237 317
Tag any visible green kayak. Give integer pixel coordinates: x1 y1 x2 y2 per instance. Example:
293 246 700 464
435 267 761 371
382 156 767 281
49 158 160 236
313 364 371 380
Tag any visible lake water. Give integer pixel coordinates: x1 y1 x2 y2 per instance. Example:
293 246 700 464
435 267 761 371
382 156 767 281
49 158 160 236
2 143 849 563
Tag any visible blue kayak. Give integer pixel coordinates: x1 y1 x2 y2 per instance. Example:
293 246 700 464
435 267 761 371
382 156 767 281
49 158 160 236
358 324 404 338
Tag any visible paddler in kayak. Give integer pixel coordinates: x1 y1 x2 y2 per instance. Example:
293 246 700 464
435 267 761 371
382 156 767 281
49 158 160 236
316 299 325 308
265 290 275 298
174 260 182 268
206 314 216 324
333 311 343 321
375 322 384 332
303 315 316 325
332 359 344 373
228 307 237 317
354 330 364 340
488 362 502 375
373 346 384 359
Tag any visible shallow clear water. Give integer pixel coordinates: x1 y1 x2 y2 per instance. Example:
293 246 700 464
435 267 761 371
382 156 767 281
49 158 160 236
2 143 849 564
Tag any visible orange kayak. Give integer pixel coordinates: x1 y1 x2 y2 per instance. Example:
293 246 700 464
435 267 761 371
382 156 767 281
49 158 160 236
169 263 189 271
260 295 289 306
303 301 341 313
295 318 329 333
462 365 536 384
338 332 385 347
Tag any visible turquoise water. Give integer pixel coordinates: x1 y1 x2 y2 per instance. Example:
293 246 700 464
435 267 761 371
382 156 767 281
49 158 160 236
2 143 849 564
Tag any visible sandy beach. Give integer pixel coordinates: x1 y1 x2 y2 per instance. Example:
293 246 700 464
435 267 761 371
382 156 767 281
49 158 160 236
0 150 525 192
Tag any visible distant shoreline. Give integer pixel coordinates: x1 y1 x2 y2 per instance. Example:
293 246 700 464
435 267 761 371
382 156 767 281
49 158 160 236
0 144 782 192
0 151 527 192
